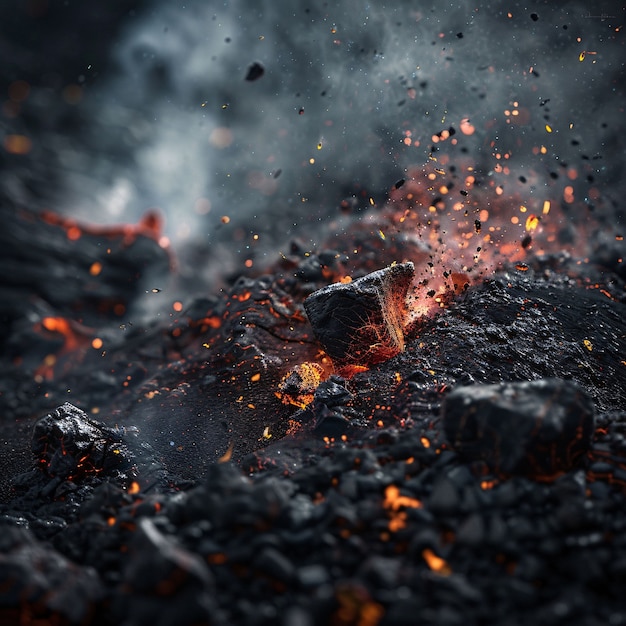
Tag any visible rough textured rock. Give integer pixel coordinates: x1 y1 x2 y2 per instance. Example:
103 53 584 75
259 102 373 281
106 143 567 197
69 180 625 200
441 378 595 476
31 402 135 481
304 262 415 369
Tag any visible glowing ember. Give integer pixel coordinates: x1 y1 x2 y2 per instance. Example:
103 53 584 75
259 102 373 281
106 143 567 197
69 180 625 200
277 362 324 409
422 548 452 576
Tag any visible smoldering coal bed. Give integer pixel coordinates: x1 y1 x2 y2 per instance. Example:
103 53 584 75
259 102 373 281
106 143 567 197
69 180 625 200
1 2 626 625
0 201 625 626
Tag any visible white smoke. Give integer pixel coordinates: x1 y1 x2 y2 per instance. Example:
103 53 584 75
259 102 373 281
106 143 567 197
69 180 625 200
44 0 623 287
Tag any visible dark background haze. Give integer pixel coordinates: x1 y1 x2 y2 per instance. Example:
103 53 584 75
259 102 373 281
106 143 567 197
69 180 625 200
1 0 624 294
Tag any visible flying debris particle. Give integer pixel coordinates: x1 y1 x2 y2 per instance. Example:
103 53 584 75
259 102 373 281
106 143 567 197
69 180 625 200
530 13 538 21
460 118 475 135
317 142 323 150
273 169 282 179
521 235 532 249
525 214 539 231
583 339 593 352
579 51 597 62
456 32 463 38
542 200 551 215
245 61 265 81
91 337 103 350
221 216 230 224
515 263 529 272
394 178 405 189
545 124 553 133
298 107 305 115
474 220 481 233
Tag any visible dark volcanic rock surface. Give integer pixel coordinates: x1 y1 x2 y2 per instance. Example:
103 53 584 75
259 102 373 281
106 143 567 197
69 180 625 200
0 250 625 625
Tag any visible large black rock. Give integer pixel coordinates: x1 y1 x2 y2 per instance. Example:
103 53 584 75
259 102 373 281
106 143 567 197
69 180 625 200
441 378 596 476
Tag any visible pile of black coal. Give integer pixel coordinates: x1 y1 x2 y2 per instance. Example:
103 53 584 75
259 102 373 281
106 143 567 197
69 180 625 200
1 241 625 625
3 379 626 625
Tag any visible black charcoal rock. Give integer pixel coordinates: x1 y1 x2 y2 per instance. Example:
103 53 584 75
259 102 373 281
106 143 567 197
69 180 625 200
442 379 595 476
31 402 134 481
304 262 414 368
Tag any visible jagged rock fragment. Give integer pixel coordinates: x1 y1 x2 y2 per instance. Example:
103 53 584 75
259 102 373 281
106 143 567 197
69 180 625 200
304 262 414 368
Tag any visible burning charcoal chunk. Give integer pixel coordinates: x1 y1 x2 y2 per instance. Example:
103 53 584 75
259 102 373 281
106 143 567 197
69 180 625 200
245 61 265 81
442 379 595 476
305 377 361 436
304 262 414 368
31 402 134 481
0 525 103 623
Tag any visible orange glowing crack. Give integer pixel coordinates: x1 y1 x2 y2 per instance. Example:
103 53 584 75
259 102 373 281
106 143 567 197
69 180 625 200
40 208 165 246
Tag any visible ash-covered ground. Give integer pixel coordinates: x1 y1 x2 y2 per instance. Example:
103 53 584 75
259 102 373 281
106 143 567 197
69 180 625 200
0 2 625 625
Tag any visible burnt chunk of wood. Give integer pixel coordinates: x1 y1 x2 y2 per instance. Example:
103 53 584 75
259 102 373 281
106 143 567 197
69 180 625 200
442 378 595 477
304 262 414 368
